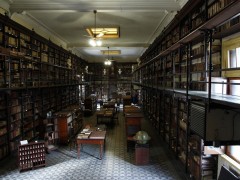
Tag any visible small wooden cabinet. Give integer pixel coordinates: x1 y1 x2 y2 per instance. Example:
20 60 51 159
55 106 83 144
64 105 83 137
55 111 72 144
135 143 149 165
18 142 45 172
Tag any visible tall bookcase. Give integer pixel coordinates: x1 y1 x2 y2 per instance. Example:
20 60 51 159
133 0 240 179
0 91 8 159
0 13 88 160
88 62 135 101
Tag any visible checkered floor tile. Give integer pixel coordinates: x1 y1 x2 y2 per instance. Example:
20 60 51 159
0 112 188 180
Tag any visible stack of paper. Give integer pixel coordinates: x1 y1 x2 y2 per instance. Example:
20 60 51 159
77 133 90 139
78 129 92 139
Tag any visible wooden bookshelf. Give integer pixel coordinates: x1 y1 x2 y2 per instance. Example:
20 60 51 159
0 13 89 160
0 92 8 160
9 91 22 152
133 1 240 177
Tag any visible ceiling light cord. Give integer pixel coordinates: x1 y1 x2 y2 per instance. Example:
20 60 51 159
94 10 97 39
105 47 112 65
89 10 102 47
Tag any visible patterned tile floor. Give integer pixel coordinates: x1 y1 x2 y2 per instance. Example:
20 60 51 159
0 111 188 180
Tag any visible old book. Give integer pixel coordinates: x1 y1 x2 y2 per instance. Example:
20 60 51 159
77 133 91 139
89 131 106 139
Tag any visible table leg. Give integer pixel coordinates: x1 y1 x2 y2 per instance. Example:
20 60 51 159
100 144 103 159
104 139 106 150
78 143 81 158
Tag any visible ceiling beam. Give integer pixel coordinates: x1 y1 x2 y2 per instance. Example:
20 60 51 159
9 1 182 13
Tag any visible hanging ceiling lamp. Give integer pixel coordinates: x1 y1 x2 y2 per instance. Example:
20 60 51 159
89 10 102 47
104 47 112 65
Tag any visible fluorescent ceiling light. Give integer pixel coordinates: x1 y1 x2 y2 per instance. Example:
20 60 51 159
101 50 121 55
86 27 120 39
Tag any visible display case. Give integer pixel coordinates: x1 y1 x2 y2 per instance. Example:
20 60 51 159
18 142 45 172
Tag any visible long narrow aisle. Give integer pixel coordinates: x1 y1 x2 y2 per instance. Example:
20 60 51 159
0 112 187 180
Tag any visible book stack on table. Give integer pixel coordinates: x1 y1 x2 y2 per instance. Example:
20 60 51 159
77 129 92 139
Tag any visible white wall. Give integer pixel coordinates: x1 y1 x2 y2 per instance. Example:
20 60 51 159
0 0 68 50
11 12 67 49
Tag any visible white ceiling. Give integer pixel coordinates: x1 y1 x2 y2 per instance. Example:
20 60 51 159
2 0 188 63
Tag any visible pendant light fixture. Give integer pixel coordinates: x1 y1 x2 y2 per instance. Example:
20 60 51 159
89 10 102 47
104 47 112 65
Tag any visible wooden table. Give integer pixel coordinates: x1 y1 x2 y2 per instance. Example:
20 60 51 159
96 108 114 124
77 130 106 159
